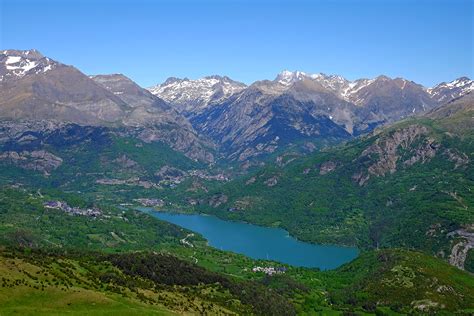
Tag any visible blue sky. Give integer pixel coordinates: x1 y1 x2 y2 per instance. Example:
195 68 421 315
1 0 472 87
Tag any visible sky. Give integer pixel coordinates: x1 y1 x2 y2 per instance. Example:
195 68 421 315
0 0 472 87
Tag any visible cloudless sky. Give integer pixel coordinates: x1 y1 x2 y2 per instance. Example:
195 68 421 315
0 0 472 87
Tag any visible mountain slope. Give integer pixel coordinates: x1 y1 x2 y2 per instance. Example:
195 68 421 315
0 50 129 124
0 50 214 162
325 248 474 314
191 84 351 161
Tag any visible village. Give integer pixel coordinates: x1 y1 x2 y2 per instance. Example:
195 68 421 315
252 266 287 276
43 200 102 218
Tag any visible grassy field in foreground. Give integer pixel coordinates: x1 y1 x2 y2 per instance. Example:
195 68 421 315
0 257 175 316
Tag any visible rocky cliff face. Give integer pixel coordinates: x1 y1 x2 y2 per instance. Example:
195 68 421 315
0 150 62 175
352 125 439 185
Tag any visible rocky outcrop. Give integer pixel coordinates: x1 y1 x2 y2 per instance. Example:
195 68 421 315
0 50 215 163
448 226 474 270
191 88 351 161
319 161 337 175
0 150 62 174
351 171 370 186
363 125 433 175
276 153 300 167
403 140 439 167
136 127 215 163
264 176 278 187
353 125 439 185
245 177 256 185
445 149 470 169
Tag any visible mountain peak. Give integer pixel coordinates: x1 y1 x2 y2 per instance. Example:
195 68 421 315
148 75 246 115
1 49 44 60
162 77 189 85
276 70 312 85
375 74 392 81
0 49 58 81
427 77 474 103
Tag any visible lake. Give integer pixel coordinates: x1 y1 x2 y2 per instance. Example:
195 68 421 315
140 208 358 270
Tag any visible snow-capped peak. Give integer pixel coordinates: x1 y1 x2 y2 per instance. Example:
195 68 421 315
275 70 377 103
427 77 474 103
275 70 352 90
148 75 247 114
0 49 58 81
276 70 312 85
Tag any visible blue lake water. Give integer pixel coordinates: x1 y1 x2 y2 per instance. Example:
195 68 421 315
141 208 358 270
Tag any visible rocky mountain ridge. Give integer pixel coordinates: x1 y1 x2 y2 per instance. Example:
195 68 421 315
150 70 472 161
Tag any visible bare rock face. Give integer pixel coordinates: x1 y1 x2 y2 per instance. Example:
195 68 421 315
448 225 474 270
264 176 278 187
319 161 337 175
136 127 215 163
353 125 439 185
191 86 351 161
445 149 470 169
351 171 370 186
403 139 439 167
362 125 431 176
245 177 256 185
0 150 62 174
208 194 228 208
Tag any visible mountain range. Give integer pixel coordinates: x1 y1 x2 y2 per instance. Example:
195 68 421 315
1 49 473 164
149 69 473 160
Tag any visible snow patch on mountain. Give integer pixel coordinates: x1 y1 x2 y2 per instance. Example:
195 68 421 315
427 77 474 103
0 49 58 81
274 70 377 104
148 75 247 115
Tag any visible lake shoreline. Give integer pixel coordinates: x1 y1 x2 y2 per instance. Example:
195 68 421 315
137 207 359 270
137 206 359 250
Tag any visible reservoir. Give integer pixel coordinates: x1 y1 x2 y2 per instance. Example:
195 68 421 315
141 209 358 270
